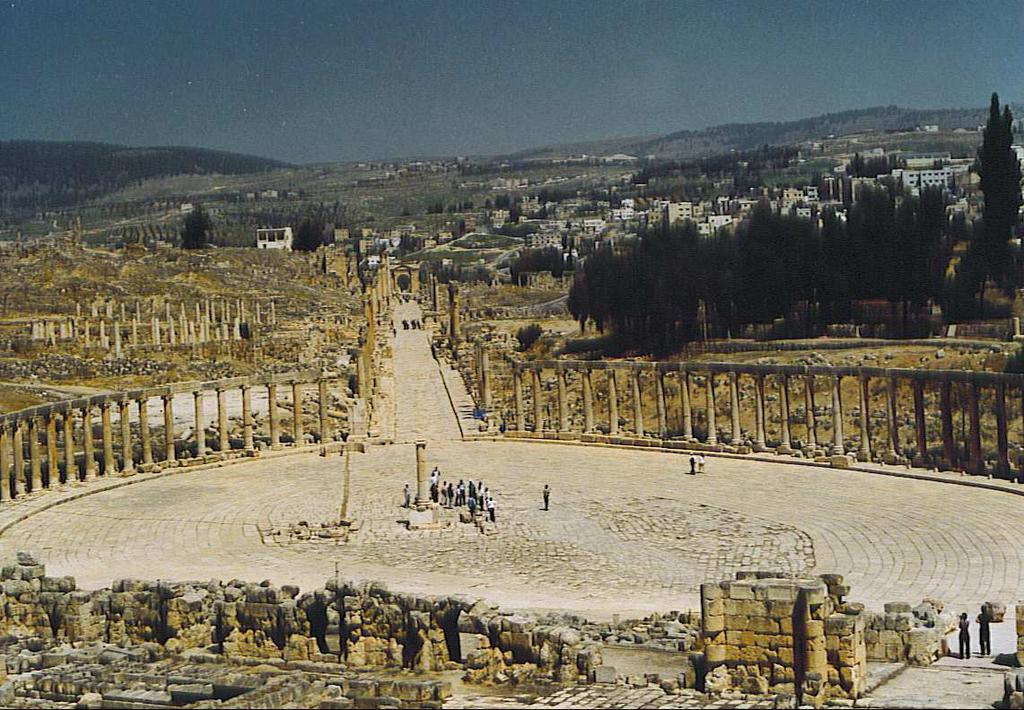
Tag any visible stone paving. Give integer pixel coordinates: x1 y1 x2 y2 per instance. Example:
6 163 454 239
0 302 1021 658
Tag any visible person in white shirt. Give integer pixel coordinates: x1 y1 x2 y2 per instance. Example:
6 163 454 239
486 496 496 522
698 454 706 473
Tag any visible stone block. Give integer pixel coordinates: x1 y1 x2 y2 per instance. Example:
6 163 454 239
884 601 912 614
590 665 617 684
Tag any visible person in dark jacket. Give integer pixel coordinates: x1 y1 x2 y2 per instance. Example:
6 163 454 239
958 613 970 659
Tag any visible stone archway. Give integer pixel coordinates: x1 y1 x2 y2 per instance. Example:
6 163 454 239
392 266 419 293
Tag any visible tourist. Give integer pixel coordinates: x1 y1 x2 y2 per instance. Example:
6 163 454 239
689 454 697 475
468 480 476 504
430 480 438 503
958 613 971 659
978 606 992 656
447 481 454 508
698 454 706 473
403 483 411 509
402 319 409 330
440 481 448 507
456 479 464 506
542 484 550 511
487 496 496 523
481 486 489 508
467 495 477 517
477 481 484 506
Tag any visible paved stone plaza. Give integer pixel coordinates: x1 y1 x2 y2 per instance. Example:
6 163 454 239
0 303 1022 654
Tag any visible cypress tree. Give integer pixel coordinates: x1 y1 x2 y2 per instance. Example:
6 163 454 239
976 93 1022 294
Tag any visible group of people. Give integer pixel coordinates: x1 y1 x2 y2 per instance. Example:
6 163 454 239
687 454 707 474
401 319 422 330
957 606 995 660
403 467 498 522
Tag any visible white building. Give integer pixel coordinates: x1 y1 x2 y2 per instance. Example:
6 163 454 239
255 227 293 251
891 168 954 191
665 201 694 224
526 232 562 250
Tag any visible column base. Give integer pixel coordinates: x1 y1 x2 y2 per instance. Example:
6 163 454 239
777 444 794 455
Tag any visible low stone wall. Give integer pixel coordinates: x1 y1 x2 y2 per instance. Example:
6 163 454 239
863 600 953 665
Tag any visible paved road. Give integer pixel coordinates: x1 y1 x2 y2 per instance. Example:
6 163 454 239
1 302 1022 653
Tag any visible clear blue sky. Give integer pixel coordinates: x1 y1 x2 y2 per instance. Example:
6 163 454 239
2 0 1023 164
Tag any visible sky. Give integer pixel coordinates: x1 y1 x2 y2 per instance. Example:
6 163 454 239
2 0 1024 164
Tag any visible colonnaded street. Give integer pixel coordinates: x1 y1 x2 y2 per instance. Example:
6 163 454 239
0 303 1020 637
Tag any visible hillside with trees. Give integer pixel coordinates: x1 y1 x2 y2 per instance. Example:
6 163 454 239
0 140 289 210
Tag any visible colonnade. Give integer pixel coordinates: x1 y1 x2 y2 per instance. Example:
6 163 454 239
502 360 1024 479
0 370 341 502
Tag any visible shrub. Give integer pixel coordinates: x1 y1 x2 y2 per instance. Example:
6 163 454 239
516 324 543 352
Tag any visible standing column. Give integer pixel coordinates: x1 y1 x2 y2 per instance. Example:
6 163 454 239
119 399 134 475
631 368 644 437
193 391 206 459
318 379 330 443
28 417 42 491
940 379 955 467
582 367 594 433
162 395 176 464
830 375 844 455
804 375 817 450
513 369 525 431
415 440 429 505
268 384 280 448
0 423 9 500
557 369 568 432
241 385 255 452
754 374 767 450
479 348 491 411
729 372 742 444
12 421 25 497
705 372 718 445
967 383 983 475
680 370 693 440
82 405 96 480
912 380 929 467
886 376 900 460
62 410 75 484
532 369 544 433
778 374 792 453
858 376 871 462
138 398 153 470
217 387 229 453
100 402 115 475
46 414 58 487
291 382 303 445
655 371 668 439
608 369 619 435
995 382 1009 476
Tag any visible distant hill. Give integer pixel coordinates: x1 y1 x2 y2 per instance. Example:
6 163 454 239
504 105 1017 161
0 140 290 210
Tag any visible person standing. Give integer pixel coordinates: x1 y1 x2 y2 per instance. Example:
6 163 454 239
467 495 477 517
447 481 455 508
689 455 696 475
440 480 448 507
978 606 992 656
542 484 551 511
698 454 706 473
468 480 476 504
958 613 971 660
487 496 496 523
403 483 411 509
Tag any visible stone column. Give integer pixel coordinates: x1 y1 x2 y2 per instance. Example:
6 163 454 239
318 379 330 443
582 367 594 433
858 376 871 462
241 385 255 452
557 369 568 432
886 376 900 459
138 398 153 469
608 369 619 435
804 375 817 449
681 370 693 440
447 282 460 350
0 423 9 501
415 439 429 505
729 372 742 444
912 380 929 467
82 405 96 480
12 421 24 496
631 368 644 437
119 399 134 475
292 382 303 445
479 348 491 411
513 369 525 431
532 369 544 432
754 374 767 450
46 414 58 487
705 373 718 445
193 391 206 458
655 371 668 439
967 383 983 475
162 395 176 464
830 375 844 455
62 410 75 483
778 374 792 453
217 387 229 453
101 402 115 476
995 382 1009 477
28 417 42 491
268 384 280 448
